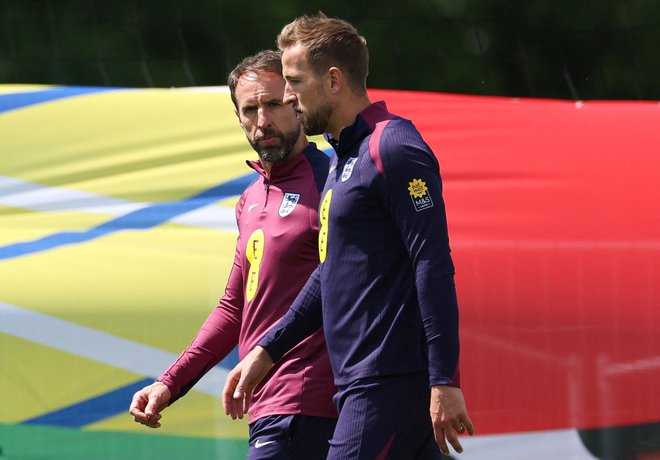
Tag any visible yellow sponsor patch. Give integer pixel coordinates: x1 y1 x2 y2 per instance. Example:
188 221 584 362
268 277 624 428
318 189 332 263
245 229 265 301
408 178 434 211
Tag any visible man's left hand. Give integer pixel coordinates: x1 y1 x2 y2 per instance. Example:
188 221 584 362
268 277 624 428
430 385 475 455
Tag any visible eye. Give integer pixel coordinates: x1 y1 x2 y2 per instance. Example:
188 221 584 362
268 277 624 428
242 106 257 115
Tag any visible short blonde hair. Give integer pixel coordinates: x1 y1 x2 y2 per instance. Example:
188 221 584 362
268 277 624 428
277 13 369 94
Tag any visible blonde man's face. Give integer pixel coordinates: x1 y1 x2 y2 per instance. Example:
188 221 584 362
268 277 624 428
282 43 332 136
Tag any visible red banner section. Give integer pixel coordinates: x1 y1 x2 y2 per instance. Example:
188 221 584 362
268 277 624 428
369 89 660 434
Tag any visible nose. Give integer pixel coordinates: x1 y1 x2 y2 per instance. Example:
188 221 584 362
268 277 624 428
257 107 271 130
283 83 297 105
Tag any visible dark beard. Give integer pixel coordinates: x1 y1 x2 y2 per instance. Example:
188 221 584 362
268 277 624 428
249 126 300 164
301 101 332 136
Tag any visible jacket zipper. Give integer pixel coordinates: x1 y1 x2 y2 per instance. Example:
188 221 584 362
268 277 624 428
263 179 270 210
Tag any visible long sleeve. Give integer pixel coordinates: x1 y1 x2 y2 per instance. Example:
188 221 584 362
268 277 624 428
377 127 460 387
157 202 247 402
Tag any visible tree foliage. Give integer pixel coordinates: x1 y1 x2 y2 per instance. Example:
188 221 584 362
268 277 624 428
1 0 658 99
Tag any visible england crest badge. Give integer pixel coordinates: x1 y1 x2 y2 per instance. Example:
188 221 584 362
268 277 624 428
279 192 300 217
341 157 358 182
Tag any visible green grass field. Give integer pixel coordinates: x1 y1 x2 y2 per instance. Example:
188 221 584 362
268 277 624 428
0 423 248 460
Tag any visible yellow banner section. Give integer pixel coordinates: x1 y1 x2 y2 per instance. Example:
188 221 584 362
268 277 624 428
0 85 332 446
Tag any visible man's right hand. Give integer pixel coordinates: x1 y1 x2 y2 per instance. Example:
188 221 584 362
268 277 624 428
129 381 171 428
222 346 273 420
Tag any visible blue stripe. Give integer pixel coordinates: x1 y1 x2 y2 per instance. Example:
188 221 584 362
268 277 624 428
219 346 239 369
0 86 120 113
21 378 154 428
0 173 257 261
20 356 237 428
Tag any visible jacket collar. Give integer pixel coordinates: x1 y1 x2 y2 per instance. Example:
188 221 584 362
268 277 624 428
324 101 392 157
246 142 318 181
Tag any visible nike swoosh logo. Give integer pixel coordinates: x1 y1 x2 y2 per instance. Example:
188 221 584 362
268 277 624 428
248 203 259 212
254 439 276 448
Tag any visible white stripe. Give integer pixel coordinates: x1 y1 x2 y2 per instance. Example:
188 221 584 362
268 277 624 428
458 428 597 459
0 175 237 232
170 205 237 232
0 175 146 214
0 301 227 396
173 86 230 93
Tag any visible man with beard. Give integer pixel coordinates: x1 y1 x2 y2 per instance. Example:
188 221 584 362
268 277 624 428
223 15 474 460
129 50 337 459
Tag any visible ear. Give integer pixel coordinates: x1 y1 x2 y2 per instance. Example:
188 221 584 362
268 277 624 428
327 67 343 94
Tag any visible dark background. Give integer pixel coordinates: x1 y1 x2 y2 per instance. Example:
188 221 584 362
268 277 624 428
1 0 659 100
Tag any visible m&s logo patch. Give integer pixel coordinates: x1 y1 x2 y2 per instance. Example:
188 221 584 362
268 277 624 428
408 178 434 212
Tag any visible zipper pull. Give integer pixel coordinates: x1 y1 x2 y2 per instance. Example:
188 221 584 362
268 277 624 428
263 179 270 208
